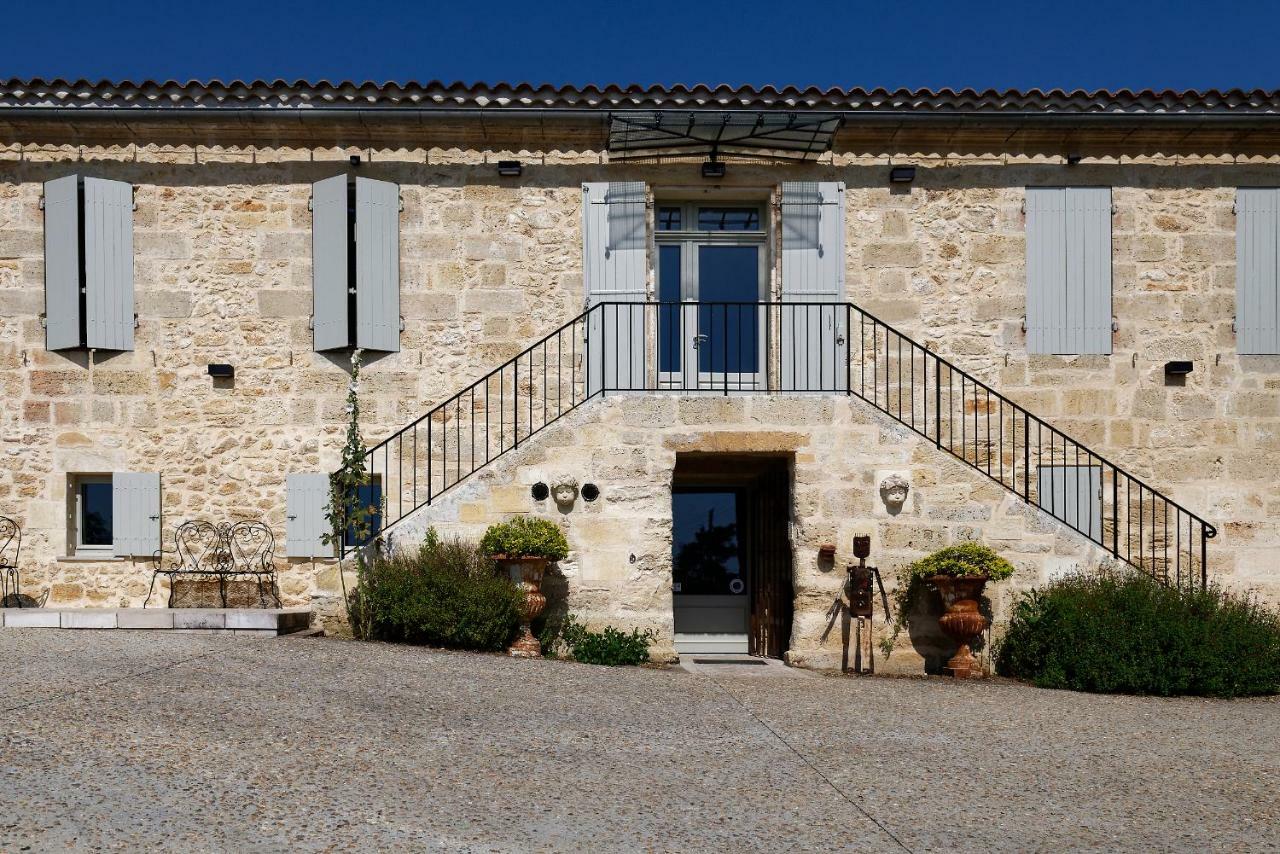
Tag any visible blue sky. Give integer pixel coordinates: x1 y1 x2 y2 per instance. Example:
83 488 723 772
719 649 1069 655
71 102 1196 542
3 0 1276 91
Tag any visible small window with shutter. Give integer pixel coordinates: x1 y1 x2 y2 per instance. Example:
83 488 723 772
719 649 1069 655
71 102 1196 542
1236 188 1280 355
312 175 401 353
43 175 135 352
67 472 160 558
1036 465 1103 545
1025 187 1112 356
286 473 333 558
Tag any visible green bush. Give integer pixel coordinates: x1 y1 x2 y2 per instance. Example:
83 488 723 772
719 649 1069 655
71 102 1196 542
558 615 655 666
353 529 523 651
996 571 1280 698
908 542 1016 581
480 516 570 562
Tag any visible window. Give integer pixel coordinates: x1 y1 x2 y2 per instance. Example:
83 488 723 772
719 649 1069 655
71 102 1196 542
344 478 384 549
311 175 402 353
43 175 135 352
1037 465 1103 545
653 200 768 387
1236 188 1280 355
657 206 682 231
68 472 160 558
697 207 760 231
71 474 113 556
1025 187 1113 355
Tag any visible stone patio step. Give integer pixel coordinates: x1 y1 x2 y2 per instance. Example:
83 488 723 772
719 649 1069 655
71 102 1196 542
0 608 311 636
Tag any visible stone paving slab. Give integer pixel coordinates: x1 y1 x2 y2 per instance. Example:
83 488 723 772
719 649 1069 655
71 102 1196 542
0 607 310 635
0 630 1275 852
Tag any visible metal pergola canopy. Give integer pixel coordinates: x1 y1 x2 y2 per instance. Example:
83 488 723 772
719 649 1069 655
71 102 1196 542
607 111 844 160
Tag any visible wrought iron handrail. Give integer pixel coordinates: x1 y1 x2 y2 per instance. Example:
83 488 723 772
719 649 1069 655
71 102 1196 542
345 300 1216 590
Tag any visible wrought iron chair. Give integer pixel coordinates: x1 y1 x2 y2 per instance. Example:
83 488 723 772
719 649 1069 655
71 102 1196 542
146 520 280 608
0 515 22 607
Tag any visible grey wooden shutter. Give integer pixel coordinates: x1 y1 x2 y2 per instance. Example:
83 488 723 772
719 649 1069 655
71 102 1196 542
312 175 350 352
583 182 647 396
355 177 401 352
286 473 331 558
1037 465 1102 544
43 175 82 351
1236 188 1280 355
111 472 160 557
1026 187 1112 355
781 181 847 391
83 178 135 351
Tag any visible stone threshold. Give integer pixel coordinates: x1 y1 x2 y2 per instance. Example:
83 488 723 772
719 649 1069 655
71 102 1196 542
0 607 312 636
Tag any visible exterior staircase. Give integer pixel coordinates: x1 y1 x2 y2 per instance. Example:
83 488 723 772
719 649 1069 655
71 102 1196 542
340 301 1216 590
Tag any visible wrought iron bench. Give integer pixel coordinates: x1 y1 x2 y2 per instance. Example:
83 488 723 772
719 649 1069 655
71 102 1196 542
146 520 280 608
1 515 21 607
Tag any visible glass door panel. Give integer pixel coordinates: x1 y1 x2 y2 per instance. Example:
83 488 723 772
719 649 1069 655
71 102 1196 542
657 244 683 377
696 245 763 388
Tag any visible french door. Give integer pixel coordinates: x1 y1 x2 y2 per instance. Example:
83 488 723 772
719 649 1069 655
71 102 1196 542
656 204 768 391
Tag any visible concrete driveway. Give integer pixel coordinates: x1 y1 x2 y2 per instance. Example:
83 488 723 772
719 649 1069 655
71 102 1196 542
1 631 1276 852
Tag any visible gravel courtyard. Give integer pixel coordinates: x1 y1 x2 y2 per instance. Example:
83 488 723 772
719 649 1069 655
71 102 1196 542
1 631 1276 852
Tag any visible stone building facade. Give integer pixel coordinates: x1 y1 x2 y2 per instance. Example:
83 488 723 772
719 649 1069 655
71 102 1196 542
1 81 1278 670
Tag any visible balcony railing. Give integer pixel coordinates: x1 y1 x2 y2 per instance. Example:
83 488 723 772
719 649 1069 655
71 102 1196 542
346 300 1216 591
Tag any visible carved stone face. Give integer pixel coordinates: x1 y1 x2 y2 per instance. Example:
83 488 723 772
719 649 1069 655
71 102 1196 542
551 475 579 506
879 475 910 512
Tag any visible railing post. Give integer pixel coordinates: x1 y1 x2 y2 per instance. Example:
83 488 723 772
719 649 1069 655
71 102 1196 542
933 356 941 448
845 304 852 395
1022 411 1031 503
1201 528 1208 591
1112 466 1120 557
512 358 519 449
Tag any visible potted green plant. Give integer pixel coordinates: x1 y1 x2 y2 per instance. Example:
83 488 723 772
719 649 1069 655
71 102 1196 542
480 516 570 657
883 542 1015 678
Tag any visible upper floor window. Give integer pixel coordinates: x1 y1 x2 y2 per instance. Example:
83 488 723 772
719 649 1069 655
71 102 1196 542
1024 186 1113 356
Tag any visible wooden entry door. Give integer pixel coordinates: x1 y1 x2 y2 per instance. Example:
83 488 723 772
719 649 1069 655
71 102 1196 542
671 455 793 658
747 463 793 659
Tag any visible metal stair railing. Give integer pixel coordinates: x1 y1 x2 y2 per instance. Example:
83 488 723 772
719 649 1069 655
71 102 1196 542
343 300 1216 590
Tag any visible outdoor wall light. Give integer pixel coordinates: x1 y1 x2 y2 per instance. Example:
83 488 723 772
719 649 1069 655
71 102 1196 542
349 155 361 167
889 166 916 183
497 160 523 177
701 159 727 179
1066 153 1083 165
207 364 234 379
1164 360 1194 376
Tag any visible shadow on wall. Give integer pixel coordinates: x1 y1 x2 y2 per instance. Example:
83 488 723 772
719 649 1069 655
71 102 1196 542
532 565 570 653
904 586 996 675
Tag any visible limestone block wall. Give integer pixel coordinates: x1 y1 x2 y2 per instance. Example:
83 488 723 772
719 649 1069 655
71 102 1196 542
0 132 1277 627
393 394 1113 671
836 158 1280 595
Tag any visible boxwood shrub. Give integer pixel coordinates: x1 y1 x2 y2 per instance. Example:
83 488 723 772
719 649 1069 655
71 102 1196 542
479 516 570 562
556 615 655 666
996 570 1280 698
353 529 523 651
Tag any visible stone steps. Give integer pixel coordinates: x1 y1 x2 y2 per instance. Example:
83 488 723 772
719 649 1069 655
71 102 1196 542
0 607 311 636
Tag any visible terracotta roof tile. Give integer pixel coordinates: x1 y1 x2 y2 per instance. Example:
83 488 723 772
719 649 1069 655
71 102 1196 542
3 79 1279 116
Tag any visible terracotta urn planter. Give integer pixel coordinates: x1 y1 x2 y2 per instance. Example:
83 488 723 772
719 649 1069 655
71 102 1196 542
929 574 990 678
494 555 550 658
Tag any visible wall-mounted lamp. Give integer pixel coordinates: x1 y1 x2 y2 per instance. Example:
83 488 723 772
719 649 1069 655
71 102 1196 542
1066 153 1083 165
349 155 362 167
701 159 726 179
1164 360 1194 377
889 166 916 184
497 160 523 177
207 363 235 379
